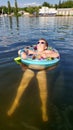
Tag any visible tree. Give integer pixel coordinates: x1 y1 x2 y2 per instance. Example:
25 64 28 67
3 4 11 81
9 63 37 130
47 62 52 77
8 1 11 14
14 0 18 16
0 7 2 14
42 2 50 7
59 0 62 8
57 0 73 8
55 4 58 9
62 0 73 8
26 6 35 14
2 6 8 14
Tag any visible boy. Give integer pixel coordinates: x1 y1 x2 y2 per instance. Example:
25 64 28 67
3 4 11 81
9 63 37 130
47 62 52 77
18 38 59 59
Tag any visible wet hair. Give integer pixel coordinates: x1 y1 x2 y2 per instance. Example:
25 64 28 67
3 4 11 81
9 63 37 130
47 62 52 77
39 38 48 48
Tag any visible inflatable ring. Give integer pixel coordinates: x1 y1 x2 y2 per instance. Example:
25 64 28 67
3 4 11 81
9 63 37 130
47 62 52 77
15 45 60 70
21 57 60 69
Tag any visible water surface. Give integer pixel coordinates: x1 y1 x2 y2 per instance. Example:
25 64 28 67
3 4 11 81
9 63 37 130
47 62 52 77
0 16 73 130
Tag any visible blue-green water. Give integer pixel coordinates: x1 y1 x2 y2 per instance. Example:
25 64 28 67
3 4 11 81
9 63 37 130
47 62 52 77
0 16 73 130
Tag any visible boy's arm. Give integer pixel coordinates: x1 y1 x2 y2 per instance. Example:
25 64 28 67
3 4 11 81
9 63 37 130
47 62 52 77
46 50 60 58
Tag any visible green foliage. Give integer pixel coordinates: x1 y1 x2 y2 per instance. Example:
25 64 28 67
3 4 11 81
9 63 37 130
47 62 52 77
0 0 73 15
55 4 58 9
42 2 50 7
14 0 18 16
0 7 2 14
26 7 34 14
0 6 8 14
58 0 62 8
24 6 39 15
58 0 73 8
8 1 11 14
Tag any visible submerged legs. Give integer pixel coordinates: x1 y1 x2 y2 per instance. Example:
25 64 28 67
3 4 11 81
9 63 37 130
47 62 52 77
7 69 34 116
7 68 48 122
36 70 48 121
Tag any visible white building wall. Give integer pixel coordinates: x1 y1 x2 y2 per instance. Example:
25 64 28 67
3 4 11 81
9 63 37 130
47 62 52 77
57 8 73 16
39 7 57 15
39 7 49 14
39 7 73 16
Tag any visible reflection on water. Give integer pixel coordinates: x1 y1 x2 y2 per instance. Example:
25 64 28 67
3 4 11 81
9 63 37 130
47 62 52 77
9 16 19 29
9 16 12 29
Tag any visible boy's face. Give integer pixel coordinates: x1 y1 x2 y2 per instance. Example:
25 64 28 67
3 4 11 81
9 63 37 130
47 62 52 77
37 40 47 52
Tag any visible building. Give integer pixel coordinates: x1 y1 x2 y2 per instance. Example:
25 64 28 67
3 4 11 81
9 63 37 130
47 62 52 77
39 6 57 16
57 8 73 16
39 7 49 15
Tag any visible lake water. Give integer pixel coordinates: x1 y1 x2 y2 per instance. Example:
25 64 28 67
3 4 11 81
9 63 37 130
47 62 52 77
0 16 73 130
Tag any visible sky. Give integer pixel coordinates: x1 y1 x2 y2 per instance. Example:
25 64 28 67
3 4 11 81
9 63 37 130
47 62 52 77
0 0 66 7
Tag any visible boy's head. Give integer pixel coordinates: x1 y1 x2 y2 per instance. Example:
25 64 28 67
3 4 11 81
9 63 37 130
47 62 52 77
37 38 48 52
